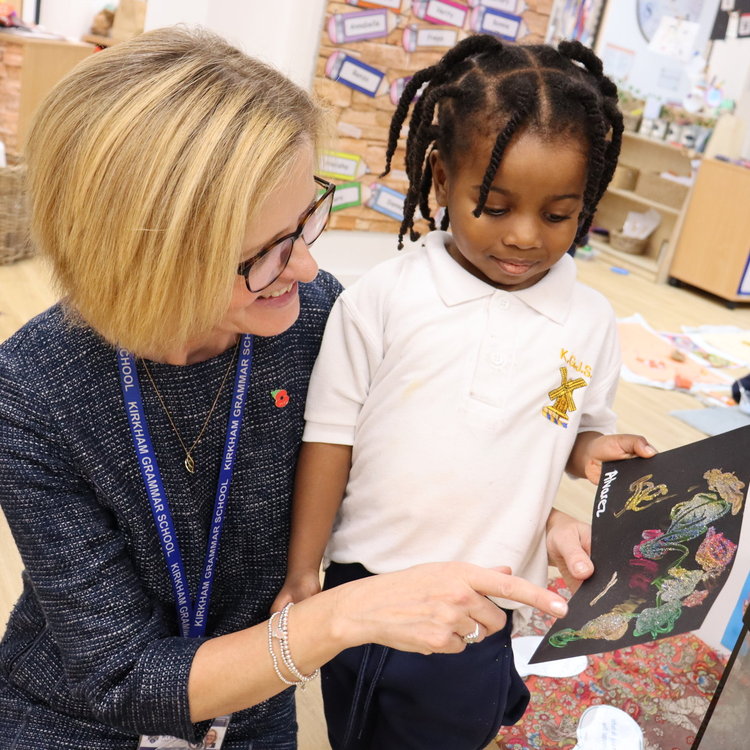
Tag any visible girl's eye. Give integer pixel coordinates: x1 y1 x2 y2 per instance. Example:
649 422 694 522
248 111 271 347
483 207 508 217
546 213 571 223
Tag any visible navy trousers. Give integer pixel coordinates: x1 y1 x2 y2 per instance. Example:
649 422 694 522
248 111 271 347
321 563 530 750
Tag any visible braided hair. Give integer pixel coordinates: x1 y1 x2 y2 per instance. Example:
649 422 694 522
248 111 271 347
382 35 623 249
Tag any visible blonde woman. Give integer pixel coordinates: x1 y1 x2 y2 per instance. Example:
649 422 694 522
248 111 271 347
0 27 572 749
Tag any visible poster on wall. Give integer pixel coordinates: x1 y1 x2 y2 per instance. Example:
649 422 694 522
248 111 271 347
530 426 750 664
312 1 555 234
545 0 607 48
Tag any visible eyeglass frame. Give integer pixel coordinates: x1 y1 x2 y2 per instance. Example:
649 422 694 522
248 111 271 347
236 176 335 293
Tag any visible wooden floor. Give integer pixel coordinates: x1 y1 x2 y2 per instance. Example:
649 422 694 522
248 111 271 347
1 251 750 749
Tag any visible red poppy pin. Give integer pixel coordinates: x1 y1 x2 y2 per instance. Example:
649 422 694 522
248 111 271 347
271 389 289 408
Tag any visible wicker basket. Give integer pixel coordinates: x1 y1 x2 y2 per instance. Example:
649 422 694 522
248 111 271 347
610 229 648 255
0 155 32 265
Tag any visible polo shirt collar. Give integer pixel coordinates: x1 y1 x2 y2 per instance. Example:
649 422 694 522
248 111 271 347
425 230 576 324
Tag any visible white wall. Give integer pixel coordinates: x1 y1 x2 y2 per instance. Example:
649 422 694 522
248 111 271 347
36 0 105 41
144 0 326 88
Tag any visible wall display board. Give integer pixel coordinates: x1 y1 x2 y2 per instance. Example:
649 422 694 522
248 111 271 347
313 0 554 234
596 0 720 103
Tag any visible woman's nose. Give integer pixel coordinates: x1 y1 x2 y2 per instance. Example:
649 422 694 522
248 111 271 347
286 235 319 283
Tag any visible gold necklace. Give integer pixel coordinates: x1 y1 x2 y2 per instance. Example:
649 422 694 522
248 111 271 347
140 341 239 474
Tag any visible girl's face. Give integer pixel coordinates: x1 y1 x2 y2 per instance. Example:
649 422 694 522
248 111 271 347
213 143 320 340
431 130 588 291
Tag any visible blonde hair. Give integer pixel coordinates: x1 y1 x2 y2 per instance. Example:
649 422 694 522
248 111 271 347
25 26 326 354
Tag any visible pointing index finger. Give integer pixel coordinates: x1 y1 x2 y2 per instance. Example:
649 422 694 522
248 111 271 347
471 567 568 618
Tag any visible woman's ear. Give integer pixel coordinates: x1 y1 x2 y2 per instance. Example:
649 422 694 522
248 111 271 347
430 150 449 207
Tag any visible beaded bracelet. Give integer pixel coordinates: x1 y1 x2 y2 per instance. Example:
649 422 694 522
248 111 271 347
267 603 320 688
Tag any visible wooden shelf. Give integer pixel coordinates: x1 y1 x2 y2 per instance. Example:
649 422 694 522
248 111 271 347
591 131 696 283
606 187 681 216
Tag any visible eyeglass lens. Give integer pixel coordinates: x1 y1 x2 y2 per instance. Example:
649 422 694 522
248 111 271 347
246 188 333 292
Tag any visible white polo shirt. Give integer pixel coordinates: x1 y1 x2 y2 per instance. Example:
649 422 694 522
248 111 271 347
304 231 620 599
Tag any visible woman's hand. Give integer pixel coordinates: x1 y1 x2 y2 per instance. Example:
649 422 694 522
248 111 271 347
571 432 657 485
546 508 593 594
321 562 569 655
270 569 321 613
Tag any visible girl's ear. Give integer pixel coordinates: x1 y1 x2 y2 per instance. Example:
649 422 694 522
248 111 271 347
430 150 449 207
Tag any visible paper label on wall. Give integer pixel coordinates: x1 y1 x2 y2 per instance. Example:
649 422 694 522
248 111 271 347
389 75 427 105
402 23 460 51
412 0 469 28
328 9 399 43
346 0 403 9
319 151 368 180
331 182 363 211
469 6 525 40
365 182 406 221
468 0 526 13
325 51 388 97
648 16 700 62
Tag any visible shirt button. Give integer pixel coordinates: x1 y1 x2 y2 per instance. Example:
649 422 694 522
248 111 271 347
497 297 510 310
491 352 506 366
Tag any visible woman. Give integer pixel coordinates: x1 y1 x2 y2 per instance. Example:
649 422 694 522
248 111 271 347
0 27 582 749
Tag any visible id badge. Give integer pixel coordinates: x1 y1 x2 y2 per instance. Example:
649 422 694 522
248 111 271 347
137 715 230 749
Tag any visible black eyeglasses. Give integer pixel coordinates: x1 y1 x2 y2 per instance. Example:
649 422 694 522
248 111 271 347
237 176 335 293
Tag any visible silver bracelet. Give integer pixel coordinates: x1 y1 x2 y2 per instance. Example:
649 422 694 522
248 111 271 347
267 604 320 688
267 612 300 686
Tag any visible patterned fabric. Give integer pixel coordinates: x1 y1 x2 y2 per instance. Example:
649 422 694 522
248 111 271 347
0 272 342 749
496 579 727 750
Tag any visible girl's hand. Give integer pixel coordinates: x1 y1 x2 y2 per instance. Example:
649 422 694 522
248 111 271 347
579 433 657 485
323 562 569 654
546 508 592 593
270 569 321 613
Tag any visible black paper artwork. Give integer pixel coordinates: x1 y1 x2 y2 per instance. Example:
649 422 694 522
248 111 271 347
530 425 750 663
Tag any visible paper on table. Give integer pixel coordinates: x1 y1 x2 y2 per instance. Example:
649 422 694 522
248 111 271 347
572 705 644 750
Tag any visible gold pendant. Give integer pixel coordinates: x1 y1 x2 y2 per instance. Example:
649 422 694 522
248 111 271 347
184 455 195 474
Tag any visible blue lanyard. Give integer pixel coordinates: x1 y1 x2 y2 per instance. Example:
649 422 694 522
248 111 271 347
117 335 253 638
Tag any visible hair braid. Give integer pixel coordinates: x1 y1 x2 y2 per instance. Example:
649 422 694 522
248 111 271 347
473 79 535 217
397 84 462 248
382 67 438 177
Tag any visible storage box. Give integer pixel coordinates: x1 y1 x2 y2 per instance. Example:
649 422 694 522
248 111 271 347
611 164 639 191
0 155 32 265
610 229 647 255
635 171 690 209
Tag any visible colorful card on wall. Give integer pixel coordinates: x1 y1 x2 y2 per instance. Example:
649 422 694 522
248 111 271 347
328 8 401 44
469 5 527 40
529 425 750 664
346 0 404 9
402 23 463 51
468 0 527 13
412 0 469 28
325 51 389 97
331 182 363 212
319 150 369 180
364 182 407 220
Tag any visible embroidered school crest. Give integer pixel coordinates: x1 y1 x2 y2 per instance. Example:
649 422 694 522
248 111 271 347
542 366 586 428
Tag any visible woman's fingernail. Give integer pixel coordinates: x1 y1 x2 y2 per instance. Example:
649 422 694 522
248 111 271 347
645 444 657 456
574 562 589 575
551 600 568 617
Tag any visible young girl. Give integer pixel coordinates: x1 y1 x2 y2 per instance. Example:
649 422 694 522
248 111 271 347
274 35 656 750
